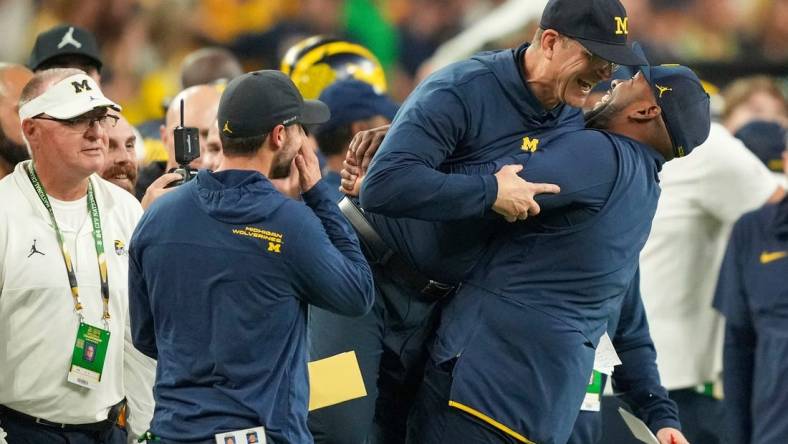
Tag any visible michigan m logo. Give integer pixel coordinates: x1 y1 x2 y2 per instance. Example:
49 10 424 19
521 137 539 153
267 242 281 253
71 79 92 94
614 17 628 35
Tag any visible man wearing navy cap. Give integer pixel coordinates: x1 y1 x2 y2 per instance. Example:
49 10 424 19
29 25 103 83
404 62 709 443
360 0 646 222
312 0 644 442
314 80 397 198
128 70 375 443
713 138 788 444
735 120 788 188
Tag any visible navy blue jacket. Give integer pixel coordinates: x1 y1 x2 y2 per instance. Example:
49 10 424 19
569 268 680 444
356 41 676 439
429 129 665 443
713 195 788 444
360 43 582 221
129 170 374 443
362 43 581 283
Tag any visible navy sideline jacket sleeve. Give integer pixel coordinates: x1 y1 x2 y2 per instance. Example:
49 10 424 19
713 220 755 443
359 85 498 220
513 130 619 214
611 270 681 433
292 180 375 317
128 238 157 359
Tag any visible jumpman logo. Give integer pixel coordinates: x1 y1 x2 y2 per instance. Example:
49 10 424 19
223 121 233 134
655 84 673 98
28 239 45 258
57 27 82 49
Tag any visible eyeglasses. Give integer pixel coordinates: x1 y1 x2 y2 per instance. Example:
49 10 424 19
578 45 620 74
33 114 119 132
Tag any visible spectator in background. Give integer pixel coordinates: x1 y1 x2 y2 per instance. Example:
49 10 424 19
713 141 788 444
179 47 243 90
749 0 788 62
0 63 33 179
135 84 223 199
314 79 398 197
721 75 788 134
28 24 103 83
393 0 465 100
735 120 788 189
231 0 346 71
160 85 223 173
135 46 243 188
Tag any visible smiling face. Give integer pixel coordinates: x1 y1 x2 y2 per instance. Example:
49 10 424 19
102 113 137 193
548 35 616 108
585 71 655 128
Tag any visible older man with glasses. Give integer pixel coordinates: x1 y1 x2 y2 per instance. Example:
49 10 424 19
0 68 143 444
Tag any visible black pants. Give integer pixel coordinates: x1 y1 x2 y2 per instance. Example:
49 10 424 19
0 410 127 444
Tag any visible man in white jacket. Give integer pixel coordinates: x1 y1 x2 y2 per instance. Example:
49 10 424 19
0 68 142 444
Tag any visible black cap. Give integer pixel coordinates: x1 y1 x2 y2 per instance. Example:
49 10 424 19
540 0 646 65
218 70 330 139
28 24 103 72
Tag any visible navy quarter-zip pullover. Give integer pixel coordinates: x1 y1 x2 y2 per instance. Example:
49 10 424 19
129 170 374 444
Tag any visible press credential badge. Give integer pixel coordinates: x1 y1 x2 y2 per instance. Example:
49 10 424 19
67 322 110 389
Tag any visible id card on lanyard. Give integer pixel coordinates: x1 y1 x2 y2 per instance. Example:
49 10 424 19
581 370 603 412
26 163 111 389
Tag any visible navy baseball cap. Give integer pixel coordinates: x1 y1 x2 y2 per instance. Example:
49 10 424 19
540 0 646 66
628 44 710 158
734 120 787 172
315 80 398 136
29 24 103 72
218 70 330 139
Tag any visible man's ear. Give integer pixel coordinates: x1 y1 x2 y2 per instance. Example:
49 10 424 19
159 124 168 145
21 118 36 141
541 29 560 61
629 104 661 123
270 124 286 152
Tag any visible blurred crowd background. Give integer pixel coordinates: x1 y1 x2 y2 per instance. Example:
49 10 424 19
1 0 786 127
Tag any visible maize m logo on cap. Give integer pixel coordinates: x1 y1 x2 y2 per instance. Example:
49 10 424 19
614 17 628 35
72 79 92 94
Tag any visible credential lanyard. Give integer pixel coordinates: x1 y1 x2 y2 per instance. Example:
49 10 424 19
25 163 110 323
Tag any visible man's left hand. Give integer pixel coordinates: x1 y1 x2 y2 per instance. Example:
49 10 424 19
656 427 689 444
